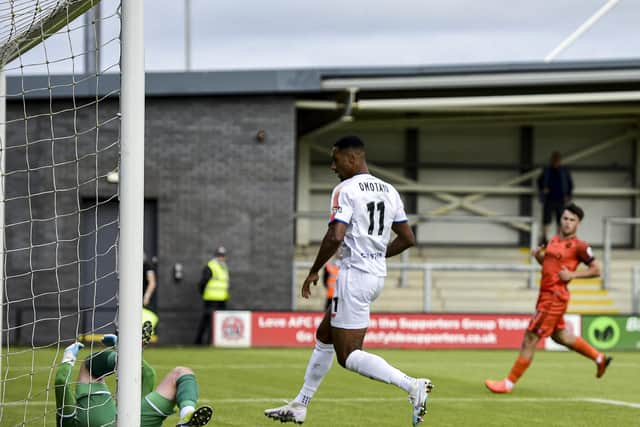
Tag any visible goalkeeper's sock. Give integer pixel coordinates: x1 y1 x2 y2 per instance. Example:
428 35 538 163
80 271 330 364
507 355 531 384
570 337 600 361
176 374 198 410
101 334 118 348
85 350 117 379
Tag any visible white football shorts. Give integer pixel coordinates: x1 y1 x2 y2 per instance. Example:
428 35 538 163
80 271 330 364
330 265 384 329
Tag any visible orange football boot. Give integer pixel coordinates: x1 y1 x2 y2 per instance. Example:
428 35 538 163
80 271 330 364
484 379 512 394
596 356 612 378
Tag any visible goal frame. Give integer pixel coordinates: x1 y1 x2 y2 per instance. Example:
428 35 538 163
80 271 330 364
0 1 145 425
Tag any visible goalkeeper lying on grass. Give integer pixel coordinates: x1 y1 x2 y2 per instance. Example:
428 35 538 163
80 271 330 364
55 322 213 427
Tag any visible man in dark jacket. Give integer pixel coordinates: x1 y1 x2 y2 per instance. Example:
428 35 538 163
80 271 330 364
537 151 573 245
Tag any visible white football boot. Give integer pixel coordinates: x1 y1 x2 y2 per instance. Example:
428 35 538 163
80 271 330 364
264 401 307 424
409 378 434 426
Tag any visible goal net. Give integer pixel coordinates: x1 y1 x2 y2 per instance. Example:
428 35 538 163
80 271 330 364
0 1 127 425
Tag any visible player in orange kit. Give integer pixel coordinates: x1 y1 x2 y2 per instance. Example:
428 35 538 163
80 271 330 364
485 203 612 393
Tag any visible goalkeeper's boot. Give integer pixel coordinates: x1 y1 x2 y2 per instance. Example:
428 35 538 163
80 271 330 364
176 405 213 426
61 342 84 364
264 401 307 424
484 378 513 394
596 355 613 378
408 378 434 426
142 320 153 346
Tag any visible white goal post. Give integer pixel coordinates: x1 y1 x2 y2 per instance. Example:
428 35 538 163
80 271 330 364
0 1 144 426
117 0 145 424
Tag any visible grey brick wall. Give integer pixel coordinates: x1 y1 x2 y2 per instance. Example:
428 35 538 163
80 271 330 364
146 96 297 343
4 96 120 346
4 95 296 345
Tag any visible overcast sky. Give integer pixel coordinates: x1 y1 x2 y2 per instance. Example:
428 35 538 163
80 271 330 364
148 0 640 70
6 0 640 74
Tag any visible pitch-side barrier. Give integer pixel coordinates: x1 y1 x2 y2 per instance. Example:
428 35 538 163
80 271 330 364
633 266 640 315
293 261 540 312
602 216 640 289
212 310 640 351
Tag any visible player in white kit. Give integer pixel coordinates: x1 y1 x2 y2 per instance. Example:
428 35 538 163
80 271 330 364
265 136 434 426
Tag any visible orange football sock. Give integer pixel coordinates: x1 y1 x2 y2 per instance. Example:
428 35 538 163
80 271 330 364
507 356 532 384
571 337 600 361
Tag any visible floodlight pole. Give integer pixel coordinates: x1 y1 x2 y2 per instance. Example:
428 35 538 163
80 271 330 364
84 1 101 74
185 0 191 71
118 0 145 426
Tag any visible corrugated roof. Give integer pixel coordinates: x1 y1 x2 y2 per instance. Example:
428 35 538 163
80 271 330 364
7 59 640 99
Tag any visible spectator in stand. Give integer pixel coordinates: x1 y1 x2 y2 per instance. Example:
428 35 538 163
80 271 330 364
537 151 573 245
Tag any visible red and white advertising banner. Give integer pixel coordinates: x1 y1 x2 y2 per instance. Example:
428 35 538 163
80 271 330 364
214 311 252 347
252 312 325 347
251 312 546 349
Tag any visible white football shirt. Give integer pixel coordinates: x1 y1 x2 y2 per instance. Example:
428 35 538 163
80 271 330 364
329 173 408 277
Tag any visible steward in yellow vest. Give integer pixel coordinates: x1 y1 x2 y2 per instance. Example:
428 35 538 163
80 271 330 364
195 246 229 345
202 258 229 302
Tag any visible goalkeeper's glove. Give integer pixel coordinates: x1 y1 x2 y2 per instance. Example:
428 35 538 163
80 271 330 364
61 342 84 365
101 334 118 348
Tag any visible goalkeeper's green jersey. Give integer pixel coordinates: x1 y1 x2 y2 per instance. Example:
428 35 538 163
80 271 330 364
55 358 173 427
55 363 116 427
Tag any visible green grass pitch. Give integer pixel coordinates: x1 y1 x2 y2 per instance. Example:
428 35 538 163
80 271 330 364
1 347 638 426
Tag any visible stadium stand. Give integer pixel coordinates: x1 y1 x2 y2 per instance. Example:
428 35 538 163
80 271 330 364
294 246 635 314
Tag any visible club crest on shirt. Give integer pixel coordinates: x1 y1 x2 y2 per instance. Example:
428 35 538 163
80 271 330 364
565 242 572 248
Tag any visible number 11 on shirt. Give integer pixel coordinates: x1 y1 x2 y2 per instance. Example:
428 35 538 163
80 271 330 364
366 201 385 235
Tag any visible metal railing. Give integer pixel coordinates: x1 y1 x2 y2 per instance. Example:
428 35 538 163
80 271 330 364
293 261 539 311
293 261 640 313
633 266 640 315
414 215 538 289
420 263 540 311
294 213 539 289
602 217 640 289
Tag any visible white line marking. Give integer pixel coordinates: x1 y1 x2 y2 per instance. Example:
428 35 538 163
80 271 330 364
209 397 640 408
582 398 640 409
6 361 640 371
3 397 639 410
140 361 640 370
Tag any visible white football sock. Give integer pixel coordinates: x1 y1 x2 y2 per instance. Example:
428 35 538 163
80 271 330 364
294 340 334 406
345 349 415 393
179 405 195 419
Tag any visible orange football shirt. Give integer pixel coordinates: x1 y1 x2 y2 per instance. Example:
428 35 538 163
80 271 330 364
539 235 594 302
